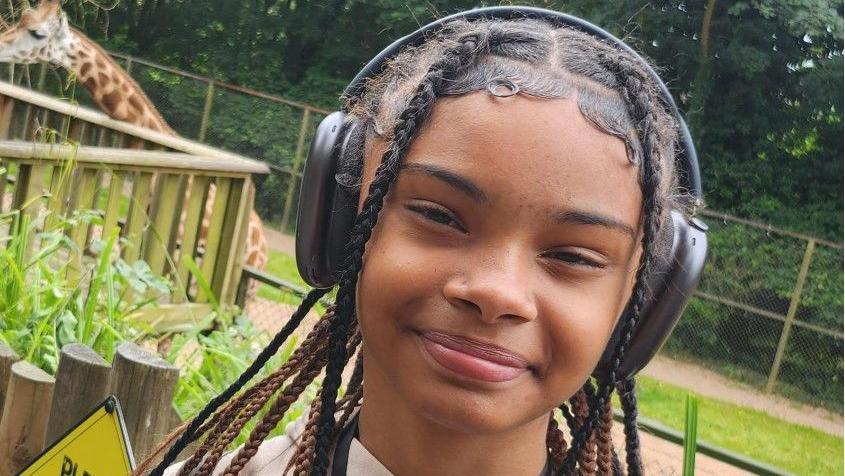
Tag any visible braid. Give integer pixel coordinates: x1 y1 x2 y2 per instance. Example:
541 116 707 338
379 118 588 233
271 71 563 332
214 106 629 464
559 45 667 476
595 398 614 475
176 310 338 475
546 411 568 471
617 378 643 476
149 287 330 475
309 37 483 476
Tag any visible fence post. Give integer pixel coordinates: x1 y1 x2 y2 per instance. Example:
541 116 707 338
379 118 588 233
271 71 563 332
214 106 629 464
280 108 311 232
0 361 55 475
0 344 20 414
766 239 816 393
197 80 215 141
109 342 179 462
45 344 112 446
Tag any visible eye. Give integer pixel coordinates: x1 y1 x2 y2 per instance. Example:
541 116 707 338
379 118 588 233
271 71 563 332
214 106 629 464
28 30 47 40
544 250 605 269
406 203 466 232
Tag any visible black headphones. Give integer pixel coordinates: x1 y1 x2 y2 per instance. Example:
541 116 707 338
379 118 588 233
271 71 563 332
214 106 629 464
295 6 709 379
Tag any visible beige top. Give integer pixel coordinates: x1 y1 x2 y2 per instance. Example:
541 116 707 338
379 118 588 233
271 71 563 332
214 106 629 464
163 408 393 476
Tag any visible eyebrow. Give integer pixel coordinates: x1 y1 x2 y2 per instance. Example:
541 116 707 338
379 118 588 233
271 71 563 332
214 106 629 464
555 210 637 238
400 163 489 203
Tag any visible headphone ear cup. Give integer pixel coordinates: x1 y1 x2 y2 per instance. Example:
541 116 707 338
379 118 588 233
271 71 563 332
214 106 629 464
296 111 358 288
594 210 709 379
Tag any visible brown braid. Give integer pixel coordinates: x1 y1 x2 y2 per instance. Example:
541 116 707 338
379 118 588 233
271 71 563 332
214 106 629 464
546 412 568 471
174 310 339 475
595 399 615 475
222 332 362 475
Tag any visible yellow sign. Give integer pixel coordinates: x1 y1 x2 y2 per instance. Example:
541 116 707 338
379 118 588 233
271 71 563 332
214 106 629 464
18 395 135 476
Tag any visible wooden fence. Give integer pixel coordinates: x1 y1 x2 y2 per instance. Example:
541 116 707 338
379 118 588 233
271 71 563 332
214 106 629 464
0 141 267 308
0 342 181 475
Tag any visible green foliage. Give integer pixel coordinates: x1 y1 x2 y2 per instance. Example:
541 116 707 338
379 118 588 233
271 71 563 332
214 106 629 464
683 394 698 476
0 209 170 373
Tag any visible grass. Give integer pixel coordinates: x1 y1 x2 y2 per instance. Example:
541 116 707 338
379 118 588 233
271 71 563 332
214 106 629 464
635 375 843 475
259 250 844 474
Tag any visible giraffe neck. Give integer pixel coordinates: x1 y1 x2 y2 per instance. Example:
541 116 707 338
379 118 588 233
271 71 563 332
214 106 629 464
60 28 176 136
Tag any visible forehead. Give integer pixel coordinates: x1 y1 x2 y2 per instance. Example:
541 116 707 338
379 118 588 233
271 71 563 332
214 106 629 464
398 92 642 225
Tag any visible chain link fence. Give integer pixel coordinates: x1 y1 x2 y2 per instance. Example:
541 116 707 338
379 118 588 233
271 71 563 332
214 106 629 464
3 56 842 413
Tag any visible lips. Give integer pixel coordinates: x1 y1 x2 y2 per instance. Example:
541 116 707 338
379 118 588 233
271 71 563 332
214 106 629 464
419 331 530 383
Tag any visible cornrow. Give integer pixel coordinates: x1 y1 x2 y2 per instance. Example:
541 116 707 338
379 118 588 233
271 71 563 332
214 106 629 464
617 377 644 476
309 36 485 476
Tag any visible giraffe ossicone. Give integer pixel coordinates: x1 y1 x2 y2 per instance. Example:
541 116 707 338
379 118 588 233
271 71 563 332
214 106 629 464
0 0 269 298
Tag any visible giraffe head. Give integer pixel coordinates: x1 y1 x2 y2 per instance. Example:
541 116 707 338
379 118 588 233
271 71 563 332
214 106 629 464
0 0 73 67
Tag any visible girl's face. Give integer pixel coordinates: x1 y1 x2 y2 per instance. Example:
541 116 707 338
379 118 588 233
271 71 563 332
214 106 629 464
356 91 643 434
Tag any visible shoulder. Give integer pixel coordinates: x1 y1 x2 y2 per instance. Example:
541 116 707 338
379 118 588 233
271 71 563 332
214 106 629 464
162 412 309 476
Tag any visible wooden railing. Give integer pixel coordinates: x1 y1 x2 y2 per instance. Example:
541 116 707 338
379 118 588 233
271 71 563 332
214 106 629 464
0 140 268 306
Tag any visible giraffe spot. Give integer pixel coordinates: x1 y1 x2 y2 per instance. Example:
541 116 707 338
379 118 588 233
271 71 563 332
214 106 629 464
79 62 92 77
128 94 145 112
95 57 106 70
83 75 97 90
125 111 138 122
102 89 123 116
98 71 109 86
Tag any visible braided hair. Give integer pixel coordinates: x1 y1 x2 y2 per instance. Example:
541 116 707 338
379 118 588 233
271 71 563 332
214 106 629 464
142 17 686 476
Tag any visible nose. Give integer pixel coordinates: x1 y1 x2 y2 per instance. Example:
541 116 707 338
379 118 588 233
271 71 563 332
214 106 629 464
442 246 538 323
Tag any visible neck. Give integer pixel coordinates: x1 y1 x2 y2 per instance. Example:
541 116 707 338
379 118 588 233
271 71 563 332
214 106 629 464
357 350 550 476
62 27 175 135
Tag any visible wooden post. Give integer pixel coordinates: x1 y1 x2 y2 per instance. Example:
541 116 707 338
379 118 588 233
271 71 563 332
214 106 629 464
280 108 311 231
109 342 179 462
766 239 816 392
0 345 20 414
0 362 55 475
45 344 112 446
198 80 215 142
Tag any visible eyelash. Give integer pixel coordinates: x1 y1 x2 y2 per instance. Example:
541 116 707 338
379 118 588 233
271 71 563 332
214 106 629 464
407 203 605 270
407 203 466 232
544 250 605 269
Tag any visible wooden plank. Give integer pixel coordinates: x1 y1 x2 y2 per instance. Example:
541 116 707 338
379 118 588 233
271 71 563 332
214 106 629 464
197 178 231 303
101 170 124 238
123 171 153 264
45 344 111 446
174 175 210 300
10 163 47 226
67 118 87 143
0 361 54 475
0 96 15 139
0 159 7 213
67 168 98 252
109 342 178 462
221 179 253 304
43 161 71 232
0 344 20 415
144 173 181 276
0 141 269 175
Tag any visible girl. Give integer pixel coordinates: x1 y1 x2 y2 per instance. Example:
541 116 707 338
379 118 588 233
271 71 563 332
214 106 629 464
143 7 702 476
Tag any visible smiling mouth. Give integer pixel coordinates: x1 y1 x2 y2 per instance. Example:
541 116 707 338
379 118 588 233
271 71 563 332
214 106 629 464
417 331 530 383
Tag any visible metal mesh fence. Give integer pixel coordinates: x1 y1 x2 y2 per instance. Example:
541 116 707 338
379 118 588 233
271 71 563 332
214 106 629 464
4 55 842 412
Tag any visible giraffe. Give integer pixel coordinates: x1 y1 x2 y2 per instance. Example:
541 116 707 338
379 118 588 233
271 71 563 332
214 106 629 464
0 0 269 290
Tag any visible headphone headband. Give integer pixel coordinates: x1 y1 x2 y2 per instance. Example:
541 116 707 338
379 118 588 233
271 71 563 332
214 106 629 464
344 6 702 198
